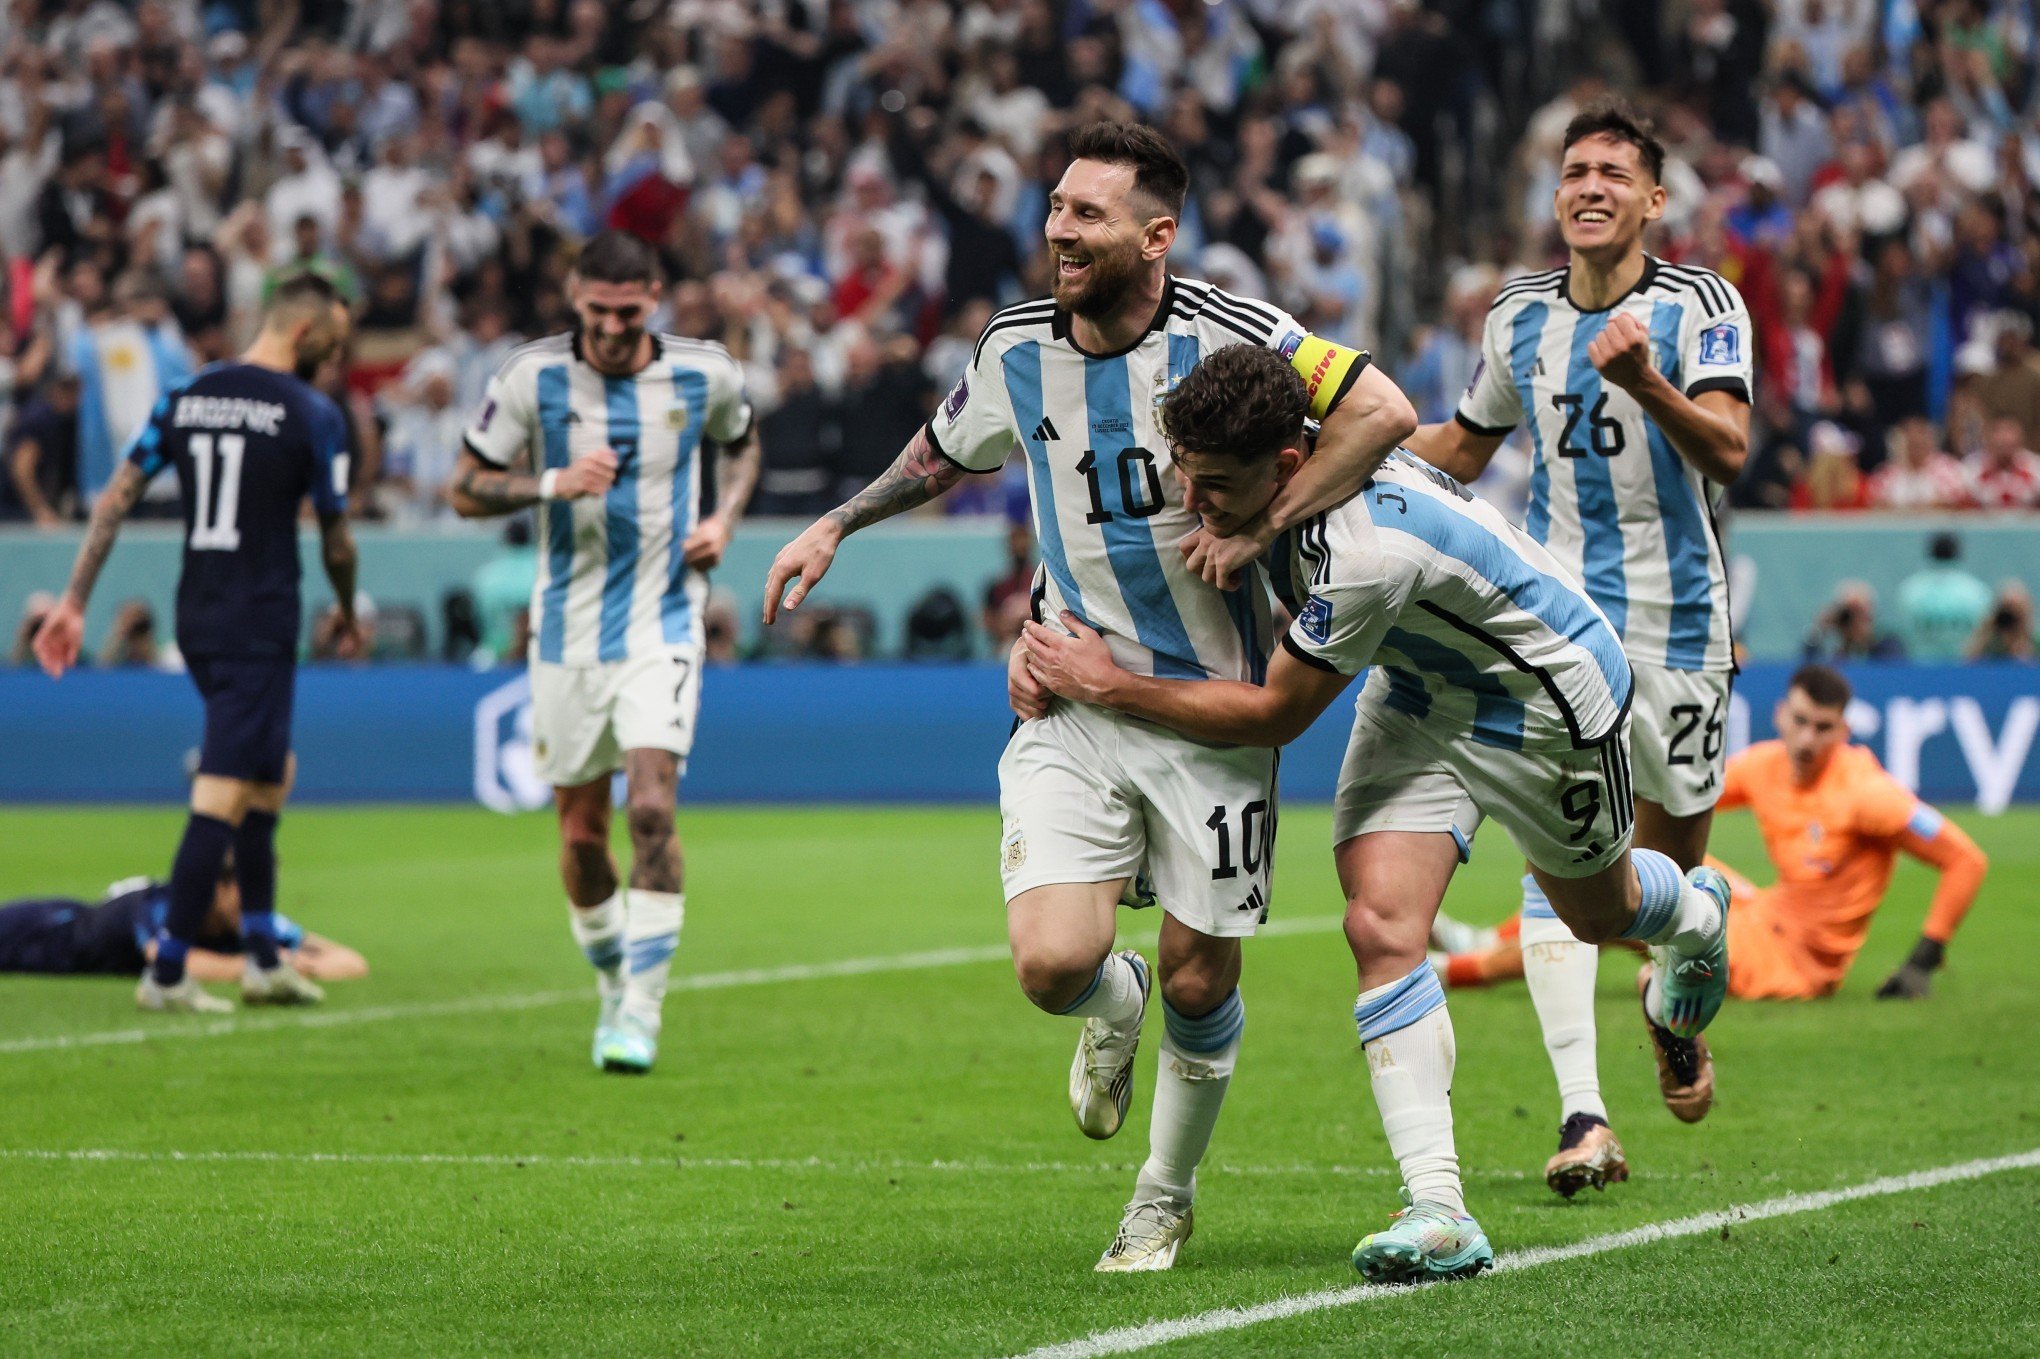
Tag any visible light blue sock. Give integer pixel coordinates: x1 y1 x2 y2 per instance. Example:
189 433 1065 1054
1621 849 1686 943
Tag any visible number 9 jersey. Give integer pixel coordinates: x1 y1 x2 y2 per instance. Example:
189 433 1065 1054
929 277 1369 683
1454 256 1749 677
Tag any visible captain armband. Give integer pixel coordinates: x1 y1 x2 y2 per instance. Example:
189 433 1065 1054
1282 333 1372 420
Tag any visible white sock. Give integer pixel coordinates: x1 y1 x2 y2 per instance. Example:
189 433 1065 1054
1134 990 1244 1208
621 890 684 1034
567 892 625 998
1355 963 1464 1214
1520 877 1607 1123
1058 951 1146 1026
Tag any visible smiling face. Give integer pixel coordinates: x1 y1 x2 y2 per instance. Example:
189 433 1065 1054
1045 158 1170 320
1555 133 1665 258
1170 444 1299 538
571 275 661 375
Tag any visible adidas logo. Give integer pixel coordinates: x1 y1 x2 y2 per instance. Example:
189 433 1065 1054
1032 417 1060 443
1237 884 1267 920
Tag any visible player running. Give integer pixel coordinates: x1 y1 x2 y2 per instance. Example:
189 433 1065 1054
448 231 761 1076
764 123 1416 1272
1020 344 1732 1284
34 273 358 1014
1407 99 1752 1190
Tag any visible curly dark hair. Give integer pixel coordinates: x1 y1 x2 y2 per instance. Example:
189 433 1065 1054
1561 98 1666 183
1064 121 1189 217
1158 343 1309 463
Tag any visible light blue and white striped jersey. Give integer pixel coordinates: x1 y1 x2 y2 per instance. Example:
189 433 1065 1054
931 277 1339 682
1456 256 1750 673
1276 451 1633 752
462 332 752 666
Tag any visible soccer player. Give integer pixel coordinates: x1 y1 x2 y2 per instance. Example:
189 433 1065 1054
764 123 1415 1271
448 231 761 1076
1020 343 1732 1283
0 868 367 982
1406 99 1752 1189
33 273 359 1014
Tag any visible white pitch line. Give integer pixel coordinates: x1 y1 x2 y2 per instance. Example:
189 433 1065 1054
1004 1147 2040 1359
0 917 1350 1057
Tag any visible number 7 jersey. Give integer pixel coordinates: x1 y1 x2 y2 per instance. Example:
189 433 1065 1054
930 277 1368 683
1456 256 1750 673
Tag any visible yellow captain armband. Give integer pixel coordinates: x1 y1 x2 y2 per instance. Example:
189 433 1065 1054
1283 333 1371 420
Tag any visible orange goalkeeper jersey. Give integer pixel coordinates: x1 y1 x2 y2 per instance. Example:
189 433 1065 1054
1717 741 1987 992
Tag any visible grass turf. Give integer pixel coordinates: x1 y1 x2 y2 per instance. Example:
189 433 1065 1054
1 803 2036 1357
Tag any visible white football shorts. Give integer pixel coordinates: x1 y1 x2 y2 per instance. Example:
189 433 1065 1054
997 699 1279 937
1330 692 1633 880
528 643 704 789
1627 662 1732 818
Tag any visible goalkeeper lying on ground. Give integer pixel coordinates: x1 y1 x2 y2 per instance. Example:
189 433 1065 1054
1434 664 1988 1000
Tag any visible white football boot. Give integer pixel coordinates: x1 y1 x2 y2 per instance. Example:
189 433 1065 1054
1068 950 1151 1140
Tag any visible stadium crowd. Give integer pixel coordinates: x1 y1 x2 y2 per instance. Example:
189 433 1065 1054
0 0 2037 662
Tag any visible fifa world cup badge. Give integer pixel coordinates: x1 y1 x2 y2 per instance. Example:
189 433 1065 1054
1300 595 1334 645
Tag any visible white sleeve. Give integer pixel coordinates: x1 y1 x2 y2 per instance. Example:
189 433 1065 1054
1678 279 1754 404
461 359 537 469
927 336 1019 473
1281 557 1412 677
705 348 755 444
1454 307 1522 435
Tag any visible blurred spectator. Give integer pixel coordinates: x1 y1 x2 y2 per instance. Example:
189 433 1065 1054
70 272 192 510
1966 582 2037 663
703 590 741 666
982 519 1036 653
377 350 466 522
96 599 168 669
1896 532 1993 662
10 591 56 667
1868 417 1969 511
904 587 972 661
7 372 81 525
753 347 841 519
1802 581 1905 662
1976 314 2040 451
834 333 933 504
1790 421 1870 511
1967 417 2040 511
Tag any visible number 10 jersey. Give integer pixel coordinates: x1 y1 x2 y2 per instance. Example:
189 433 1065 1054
1455 256 1751 675
930 277 1342 684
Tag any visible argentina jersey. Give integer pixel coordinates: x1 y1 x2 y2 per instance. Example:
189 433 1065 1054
1456 256 1750 673
929 277 1327 683
1277 451 1632 752
463 332 753 666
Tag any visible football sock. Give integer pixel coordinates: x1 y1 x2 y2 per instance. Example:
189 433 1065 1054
235 809 281 971
621 890 684 1035
1355 962 1464 1215
1056 950 1146 1026
1520 876 1607 1123
155 813 236 986
567 892 626 999
1135 989 1244 1209
1621 850 1722 955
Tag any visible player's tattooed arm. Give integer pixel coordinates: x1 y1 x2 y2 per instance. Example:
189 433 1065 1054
60 462 145 608
826 425 966 534
765 425 967 622
448 449 544 517
713 425 763 524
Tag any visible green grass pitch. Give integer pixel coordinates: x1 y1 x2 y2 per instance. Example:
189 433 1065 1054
2 803 2037 1357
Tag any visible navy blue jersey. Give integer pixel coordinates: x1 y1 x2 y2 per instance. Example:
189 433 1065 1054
127 363 348 659
0 879 301 975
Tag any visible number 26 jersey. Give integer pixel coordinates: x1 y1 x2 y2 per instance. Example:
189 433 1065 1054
930 276 1368 684
1456 256 1751 674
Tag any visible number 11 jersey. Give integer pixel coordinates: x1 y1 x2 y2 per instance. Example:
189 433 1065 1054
1455 256 1750 674
931 277 1364 684
127 362 349 660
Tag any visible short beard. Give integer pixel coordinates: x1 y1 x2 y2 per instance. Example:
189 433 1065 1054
1053 243 1144 320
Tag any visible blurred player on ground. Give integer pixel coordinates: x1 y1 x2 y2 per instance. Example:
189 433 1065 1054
765 123 1415 1272
1407 100 1752 1190
450 231 761 1075
1436 665 1989 1007
1021 344 1731 1284
33 273 358 1014
0 869 366 982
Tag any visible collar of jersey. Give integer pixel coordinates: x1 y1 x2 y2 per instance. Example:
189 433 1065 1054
1560 253 1660 314
1051 275 1178 359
